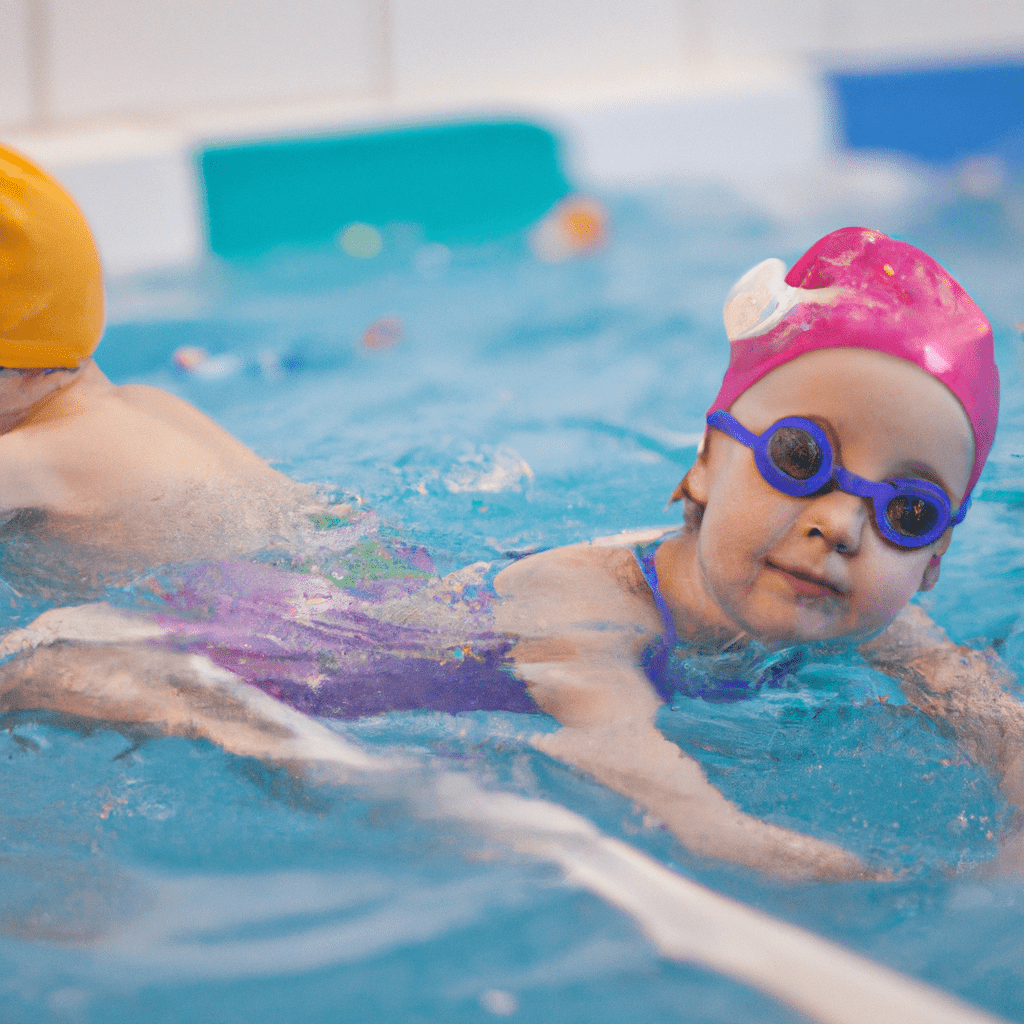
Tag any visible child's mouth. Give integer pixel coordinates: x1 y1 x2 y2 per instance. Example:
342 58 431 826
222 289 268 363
766 562 847 599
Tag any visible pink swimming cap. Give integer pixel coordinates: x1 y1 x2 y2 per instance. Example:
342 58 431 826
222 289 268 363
707 227 998 499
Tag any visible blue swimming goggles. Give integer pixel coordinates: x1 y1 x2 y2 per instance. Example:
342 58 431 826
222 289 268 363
706 410 969 549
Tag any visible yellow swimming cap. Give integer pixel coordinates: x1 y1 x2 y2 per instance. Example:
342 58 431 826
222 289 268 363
0 143 103 368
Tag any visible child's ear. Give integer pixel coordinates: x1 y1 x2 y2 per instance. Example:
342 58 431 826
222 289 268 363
918 532 953 592
669 463 708 505
669 435 710 529
671 433 711 505
918 554 941 592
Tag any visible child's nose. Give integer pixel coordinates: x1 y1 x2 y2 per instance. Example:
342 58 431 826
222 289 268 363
801 490 867 554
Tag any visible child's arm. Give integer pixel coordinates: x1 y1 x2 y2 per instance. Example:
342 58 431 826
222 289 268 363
860 605 1024 790
861 605 1024 870
0 604 372 777
494 546 872 880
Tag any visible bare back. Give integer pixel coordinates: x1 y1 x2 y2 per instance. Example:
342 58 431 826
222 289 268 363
0 362 323 587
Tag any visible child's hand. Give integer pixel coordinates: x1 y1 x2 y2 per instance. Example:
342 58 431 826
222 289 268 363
534 723 877 882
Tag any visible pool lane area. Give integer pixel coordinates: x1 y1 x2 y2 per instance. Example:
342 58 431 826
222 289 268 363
3 56 1024 1024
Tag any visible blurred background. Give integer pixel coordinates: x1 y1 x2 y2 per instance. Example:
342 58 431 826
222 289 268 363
3 10 1024 1023
2 0 1023 277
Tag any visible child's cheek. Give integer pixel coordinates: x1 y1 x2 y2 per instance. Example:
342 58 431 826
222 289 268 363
700 495 772 580
854 554 924 628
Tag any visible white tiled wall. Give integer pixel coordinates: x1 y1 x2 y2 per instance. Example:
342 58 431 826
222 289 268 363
558 78 828 188
389 0 685 98
0 0 34 126
47 0 384 119
3 0 1024 130
699 0 827 60
830 0 1024 64
3 0 1022 277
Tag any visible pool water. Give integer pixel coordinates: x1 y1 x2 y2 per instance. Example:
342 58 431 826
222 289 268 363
3 175 1024 1023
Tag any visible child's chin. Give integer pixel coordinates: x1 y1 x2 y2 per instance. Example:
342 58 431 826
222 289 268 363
749 605 857 649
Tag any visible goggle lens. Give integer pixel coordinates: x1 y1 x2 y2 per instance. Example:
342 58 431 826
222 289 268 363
885 494 940 539
768 426 824 481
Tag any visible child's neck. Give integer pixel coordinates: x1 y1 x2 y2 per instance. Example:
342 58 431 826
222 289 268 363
653 531 749 653
0 362 94 435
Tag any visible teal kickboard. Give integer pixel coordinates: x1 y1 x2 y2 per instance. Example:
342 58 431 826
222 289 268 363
200 121 572 258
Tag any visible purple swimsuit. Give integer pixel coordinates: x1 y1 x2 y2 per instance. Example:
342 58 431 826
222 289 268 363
148 549 537 720
144 530 790 721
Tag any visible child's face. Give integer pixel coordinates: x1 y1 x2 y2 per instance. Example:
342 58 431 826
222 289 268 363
686 348 974 647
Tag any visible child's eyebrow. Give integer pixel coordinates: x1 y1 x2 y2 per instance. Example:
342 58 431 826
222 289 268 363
888 460 957 498
803 415 958 499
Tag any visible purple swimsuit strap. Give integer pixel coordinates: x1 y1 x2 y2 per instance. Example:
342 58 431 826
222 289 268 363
633 543 677 682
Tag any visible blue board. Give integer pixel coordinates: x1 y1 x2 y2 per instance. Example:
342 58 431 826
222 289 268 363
830 61 1024 164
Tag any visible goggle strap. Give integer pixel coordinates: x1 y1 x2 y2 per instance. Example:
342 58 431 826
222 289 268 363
706 409 758 448
951 493 971 526
832 466 897 505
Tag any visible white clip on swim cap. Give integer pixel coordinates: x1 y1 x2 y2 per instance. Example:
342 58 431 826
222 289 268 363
722 258 838 342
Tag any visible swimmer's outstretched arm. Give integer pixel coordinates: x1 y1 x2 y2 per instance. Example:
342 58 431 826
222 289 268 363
494 546 872 881
862 605 1024 871
0 604 372 778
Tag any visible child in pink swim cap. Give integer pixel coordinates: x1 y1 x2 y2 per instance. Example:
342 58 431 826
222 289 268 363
494 227 1020 880
9 225 1019 885
676 225 999 642
708 226 997 500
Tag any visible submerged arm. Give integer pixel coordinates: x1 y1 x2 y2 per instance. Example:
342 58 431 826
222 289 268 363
495 546 871 880
861 605 1024 794
0 604 371 779
862 604 1024 869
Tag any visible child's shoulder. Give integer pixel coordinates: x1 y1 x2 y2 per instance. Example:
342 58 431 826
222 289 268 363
111 382 215 426
492 528 673 638
496 527 675 589
10 373 180 438
19 379 210 458
586 526 679 549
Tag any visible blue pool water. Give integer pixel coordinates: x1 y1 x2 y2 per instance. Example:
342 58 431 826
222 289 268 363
3 174 1024 1022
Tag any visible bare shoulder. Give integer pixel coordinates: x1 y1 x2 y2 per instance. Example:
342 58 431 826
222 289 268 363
0 412 73 511
15 380 204 446
110 383 295 479
493 542 662 639
859 603 951 665
494 527 676 603
112 383 229 432
495 543 645 599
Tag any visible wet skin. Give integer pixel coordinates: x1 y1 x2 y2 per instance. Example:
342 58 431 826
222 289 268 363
0 366 83 434
0 359 331 587
0 347 1008 882
491 347 991 879
655 348 975 648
